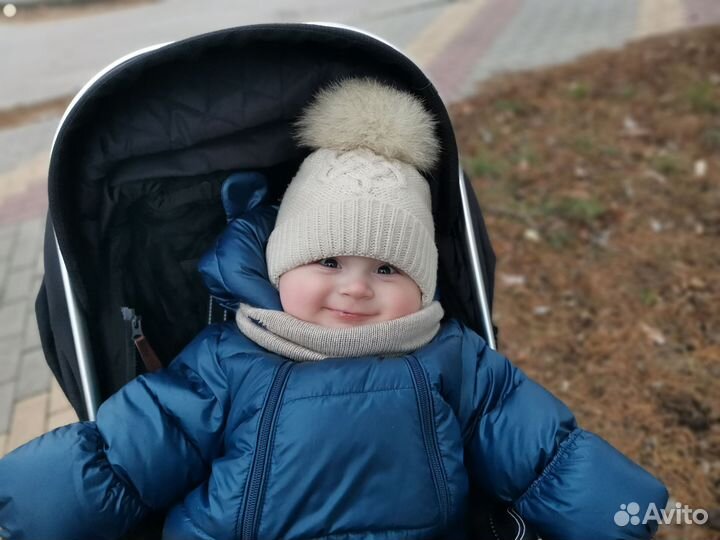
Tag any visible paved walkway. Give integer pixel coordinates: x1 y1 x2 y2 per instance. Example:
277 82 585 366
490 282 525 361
1 0 718 458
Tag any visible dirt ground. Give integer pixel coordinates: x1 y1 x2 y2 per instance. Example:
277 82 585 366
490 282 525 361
451 25 720 539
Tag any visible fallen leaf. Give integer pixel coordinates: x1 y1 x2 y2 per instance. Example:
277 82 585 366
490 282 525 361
689 277 706 290
640 323 666 345
649 219 663 232
643 169 667 184
524 229 541 242
499 273 526 287
623 115 650 137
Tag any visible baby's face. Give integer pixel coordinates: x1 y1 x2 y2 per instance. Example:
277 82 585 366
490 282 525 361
278 256 422 328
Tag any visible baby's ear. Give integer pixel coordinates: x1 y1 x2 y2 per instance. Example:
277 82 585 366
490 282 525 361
221 171 271 221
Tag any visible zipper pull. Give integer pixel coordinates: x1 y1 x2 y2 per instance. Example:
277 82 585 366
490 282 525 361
120 307 163 373
121 307 143 340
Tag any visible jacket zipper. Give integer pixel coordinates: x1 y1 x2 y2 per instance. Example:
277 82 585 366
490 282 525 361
238 361 294 540
405 356 450 526
120 307 145 377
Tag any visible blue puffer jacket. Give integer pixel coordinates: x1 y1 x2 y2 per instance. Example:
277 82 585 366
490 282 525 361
0 188 667 540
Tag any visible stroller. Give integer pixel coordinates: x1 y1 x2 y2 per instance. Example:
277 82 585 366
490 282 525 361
36 23 535 540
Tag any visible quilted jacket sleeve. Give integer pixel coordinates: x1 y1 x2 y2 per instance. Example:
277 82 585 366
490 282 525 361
459 328 668 540
0 325 230 540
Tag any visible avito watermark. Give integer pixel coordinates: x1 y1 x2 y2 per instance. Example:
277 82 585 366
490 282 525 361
614 501 708 527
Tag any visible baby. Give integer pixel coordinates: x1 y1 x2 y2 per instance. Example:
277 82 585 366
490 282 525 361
0 78 667 540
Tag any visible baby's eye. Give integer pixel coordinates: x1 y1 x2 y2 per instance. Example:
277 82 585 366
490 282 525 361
318 258 339 268
377 264 398 275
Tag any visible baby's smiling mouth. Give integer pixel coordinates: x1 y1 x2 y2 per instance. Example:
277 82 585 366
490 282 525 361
325 308 375 318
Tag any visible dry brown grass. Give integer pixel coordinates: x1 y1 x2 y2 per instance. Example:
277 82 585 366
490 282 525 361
452 25 720 539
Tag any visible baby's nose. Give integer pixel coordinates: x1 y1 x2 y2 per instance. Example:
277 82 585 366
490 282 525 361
339 276 374 298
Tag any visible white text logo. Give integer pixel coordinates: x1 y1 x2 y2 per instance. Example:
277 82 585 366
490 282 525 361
614 502 708 526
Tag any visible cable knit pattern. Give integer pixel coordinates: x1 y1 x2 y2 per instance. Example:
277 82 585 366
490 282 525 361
235 301 444 361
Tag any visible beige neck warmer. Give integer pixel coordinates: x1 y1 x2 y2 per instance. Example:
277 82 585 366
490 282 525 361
235 301 444 362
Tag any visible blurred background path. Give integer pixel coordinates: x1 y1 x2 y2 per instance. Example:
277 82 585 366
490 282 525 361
1 0 719 456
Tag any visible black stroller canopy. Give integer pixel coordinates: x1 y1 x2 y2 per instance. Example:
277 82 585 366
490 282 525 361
51 24 461 253
40 23 496 419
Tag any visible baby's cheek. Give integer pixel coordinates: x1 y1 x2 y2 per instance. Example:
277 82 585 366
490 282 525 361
388 281 422 318
279 270 326 321
278 274 305 315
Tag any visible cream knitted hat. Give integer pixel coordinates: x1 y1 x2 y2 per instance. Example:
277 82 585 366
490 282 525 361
266 78 441 306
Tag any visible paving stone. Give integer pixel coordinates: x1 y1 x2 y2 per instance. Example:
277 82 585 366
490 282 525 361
0 228 13 295
10 217 44 270
35 246 45 275
22 309 41 351
465 0 638 95
32 274 43 292
10 0 64 6
33 225 45 276
5 392 48 454
0 260 7 297
404 0 489 69
0 336 21 384
636 0 686 38
49 379 72 414
0 301 26 339
1 267 35 303
15 347 52 400
31 276 43 311
0 223 17 261
0 120 55 177
46 407 78 432
0 381 13 434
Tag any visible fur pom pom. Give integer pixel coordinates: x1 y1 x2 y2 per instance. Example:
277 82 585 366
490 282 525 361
295 78 440 172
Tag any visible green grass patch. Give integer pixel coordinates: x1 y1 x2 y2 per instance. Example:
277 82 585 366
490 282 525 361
546 229 574 250
615 84 637 100
601 145 622 158
494 99 531 115
701 127 720 151
541 197 607 225
686 81 719 114
466 150 509 179
513 143 538 166
640 289 659 307
571 134 597 156
650 154 686 176
569 134 621 160
568 81 591 100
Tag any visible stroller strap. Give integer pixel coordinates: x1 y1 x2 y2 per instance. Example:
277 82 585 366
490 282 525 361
133 334 163 373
